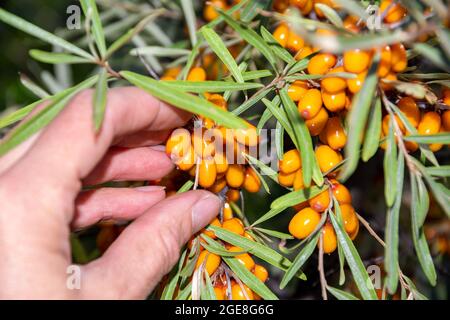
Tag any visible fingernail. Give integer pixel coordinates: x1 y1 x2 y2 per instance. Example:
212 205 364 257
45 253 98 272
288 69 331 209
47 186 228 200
192 194 221 233
135 186 165 192
150 145 166 152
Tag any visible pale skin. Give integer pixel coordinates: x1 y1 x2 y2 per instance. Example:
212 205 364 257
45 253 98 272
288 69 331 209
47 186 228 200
0 87 221 299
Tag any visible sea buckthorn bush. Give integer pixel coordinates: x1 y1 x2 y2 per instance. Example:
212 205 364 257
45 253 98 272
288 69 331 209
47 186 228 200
0 0 449 300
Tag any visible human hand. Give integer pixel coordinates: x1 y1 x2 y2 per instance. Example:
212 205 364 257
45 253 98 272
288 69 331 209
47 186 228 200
0 87 221 299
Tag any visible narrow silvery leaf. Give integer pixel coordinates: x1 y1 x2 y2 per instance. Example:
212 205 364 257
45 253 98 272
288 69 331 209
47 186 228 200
93 69 108 131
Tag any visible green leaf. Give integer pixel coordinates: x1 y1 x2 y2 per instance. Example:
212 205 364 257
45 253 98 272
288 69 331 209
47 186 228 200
271 185 329 209
0 76 98 156
257 108 273 131
337 239 346 285
177 180 194 193
251 207 287 227
80 0 107 58
287 52 318 75
29 50 92 64
385 151 404 294
204 233 279 299
120 71 246 129
201 26 244 83
276 121 284 160
314 4 344 28
180 0 198 46
161 80 263 92
219 10 277 69
332 0 367 19
329 212 378 300
242 69 273 81
201 271 216 300
0 8 93 60
262 97 298 150
244 153 279 185
181 41 202 80
70 234 89 264
410 174 437 286
93 69 108 131
240 0 271 22
384 117 398 207
130 47 191 57
280 88 323 187
340 57 379 181
19 74 50 99
254 228 294 240
362 97 382 162
161 250 187 300
260 26 296 64
327 286 359 300
414 43 450 72
232 87 273 115
425 165 450 177
210 226 305 279
404 133 450 144
280 231 320 289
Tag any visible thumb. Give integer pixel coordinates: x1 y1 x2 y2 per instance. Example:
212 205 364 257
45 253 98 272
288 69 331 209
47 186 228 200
79 190 221 299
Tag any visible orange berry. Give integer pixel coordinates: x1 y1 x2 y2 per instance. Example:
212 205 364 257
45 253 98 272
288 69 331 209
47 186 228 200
229 246 255 270
223 202 234 221
166 128 192 161
305 107 329 136
322 89 347 112
226 164 245 188
290 0 309 9
295 46 314 60
398 97 420 128
279 149 302 174
309 190 331 212
214 286 226 300
203 218 221 239
293 169 305 191
307 53 337 75
233 123 259 147
253 265 269 282
222 218 245 236
298 88 323 119
208 177 227 193
444 89 450 106
226 189 240 202
382 114 406 136
380 0 407 24
278 171 296 187
274 0 289 12
287 32 305 52
208 94 228 110
344 49 371 73
378 45 392 77
196 250 221 275
330 180 352 205
198 158 217 188
380 72 398 91
418 111 441 135
442 110 450 131
325 117 347 150
163 66 182 78
391 43 407 72
214 152 229 174
231 283 254 300
288 80 309 101
289 207 321 239
347 71 367 94
300 0 314 14
315 145 341 173
321 222 337 254
273 24 289 47
340 204 358 234
429 127 445 152
175 145 195 171
187 67 207 81
349 219 359 240
322 66 347 93
243 167 261 193
243 232 255 241
192 129 216 158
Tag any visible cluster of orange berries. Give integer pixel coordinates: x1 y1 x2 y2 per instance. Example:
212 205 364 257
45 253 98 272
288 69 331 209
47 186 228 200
162 65 267 300
164 67 261 193
190 204 269 300
383 92 450 152
278 148 358 254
